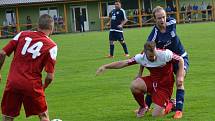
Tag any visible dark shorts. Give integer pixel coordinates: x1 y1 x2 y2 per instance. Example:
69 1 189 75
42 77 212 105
109 31 124 41
174 55 189 74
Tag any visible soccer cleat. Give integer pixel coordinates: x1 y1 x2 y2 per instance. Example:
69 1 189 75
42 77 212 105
107 55 114 58
173 111 183 119
136 106 148 118
124 54 130 57
164 99 176 115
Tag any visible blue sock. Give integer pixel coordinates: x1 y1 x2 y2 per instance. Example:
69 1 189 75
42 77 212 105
145 94 152 108
121 43 128 54
110 44 114 56
176 89 185 111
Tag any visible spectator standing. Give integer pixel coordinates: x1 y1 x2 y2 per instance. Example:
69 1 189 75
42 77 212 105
192 3 199 21
58 16 64 31
80 13 85 32
181 4 186 22
186 3 192 23
207 3 212 21
53 15 58 32
133 9 139 23
200 1 207 21
26 16 32 30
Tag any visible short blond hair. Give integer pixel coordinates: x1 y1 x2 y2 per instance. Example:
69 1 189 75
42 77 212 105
144 41 156 53
152 6 166 18
38 14 54 30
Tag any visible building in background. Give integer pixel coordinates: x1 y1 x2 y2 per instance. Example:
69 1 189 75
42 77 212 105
0 0 214 36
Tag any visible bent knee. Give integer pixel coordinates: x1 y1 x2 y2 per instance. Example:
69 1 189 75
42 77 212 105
130 78 147 93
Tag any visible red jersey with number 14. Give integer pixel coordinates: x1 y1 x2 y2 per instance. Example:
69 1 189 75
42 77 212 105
3 31 57 95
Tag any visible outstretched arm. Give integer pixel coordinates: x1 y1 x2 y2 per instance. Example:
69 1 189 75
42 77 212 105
96 60 132 75
0 50 6 81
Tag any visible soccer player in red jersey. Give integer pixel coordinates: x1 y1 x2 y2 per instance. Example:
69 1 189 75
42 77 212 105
96 41 184 117
0 14 57 121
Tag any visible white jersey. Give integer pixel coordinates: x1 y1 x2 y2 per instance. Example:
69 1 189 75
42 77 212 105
129 49 180 67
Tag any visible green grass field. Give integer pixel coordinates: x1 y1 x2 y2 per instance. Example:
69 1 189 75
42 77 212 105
0 22 215 121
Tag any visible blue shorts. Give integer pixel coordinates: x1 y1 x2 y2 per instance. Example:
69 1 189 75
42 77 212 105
109 31 124 41
173 55 189 74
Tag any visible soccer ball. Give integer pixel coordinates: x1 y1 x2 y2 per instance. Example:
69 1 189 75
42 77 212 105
51 119 62 121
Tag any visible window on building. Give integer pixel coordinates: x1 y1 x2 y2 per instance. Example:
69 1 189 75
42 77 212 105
49 7 58 18
100 2 115 17
40 8 48 16
39 7 58 18
5 10 16 25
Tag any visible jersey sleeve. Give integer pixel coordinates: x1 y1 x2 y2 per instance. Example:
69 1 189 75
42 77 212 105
2 32 22 56
147 27 158 42
164 49 180 62
167 17 177 31
127 54 143 65
45 46 58 73
127 57 137 65
121 9 128 21
128 54 142 65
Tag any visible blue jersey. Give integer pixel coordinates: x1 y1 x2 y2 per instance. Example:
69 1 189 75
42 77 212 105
147 17 187 57
109 8 127 32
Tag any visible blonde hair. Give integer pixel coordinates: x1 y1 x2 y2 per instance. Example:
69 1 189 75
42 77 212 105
152 6 166 18
38 14 54 30
144 41 156 53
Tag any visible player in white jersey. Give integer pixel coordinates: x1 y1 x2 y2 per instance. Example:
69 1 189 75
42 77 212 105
96 41 184 117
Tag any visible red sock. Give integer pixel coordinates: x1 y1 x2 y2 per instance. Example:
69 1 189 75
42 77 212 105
132 92 146 107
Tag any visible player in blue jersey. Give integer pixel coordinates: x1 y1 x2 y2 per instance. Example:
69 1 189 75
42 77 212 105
107 0 129 58
137 6 189 119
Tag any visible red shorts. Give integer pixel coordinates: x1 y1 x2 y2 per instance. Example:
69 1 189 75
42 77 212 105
141 76 174 107
1 89 47 117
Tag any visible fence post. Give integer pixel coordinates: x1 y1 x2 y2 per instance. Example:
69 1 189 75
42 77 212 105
16 6 20 32
63 3 68 32
138 0 142 27
99 0 104 31
176 0 180 23
213 0 215 20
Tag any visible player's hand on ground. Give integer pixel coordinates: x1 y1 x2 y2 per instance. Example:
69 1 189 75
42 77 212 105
96 66 106 76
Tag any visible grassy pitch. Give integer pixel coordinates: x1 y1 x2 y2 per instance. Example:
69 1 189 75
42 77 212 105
0 22 215 121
